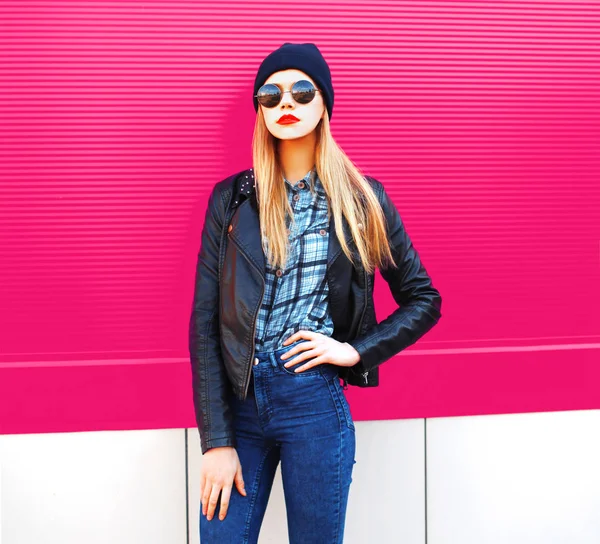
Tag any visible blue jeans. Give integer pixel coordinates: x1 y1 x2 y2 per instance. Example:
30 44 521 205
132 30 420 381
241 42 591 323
200 339 357 543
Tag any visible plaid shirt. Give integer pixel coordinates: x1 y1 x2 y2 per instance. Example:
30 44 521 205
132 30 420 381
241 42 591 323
255 168 334 352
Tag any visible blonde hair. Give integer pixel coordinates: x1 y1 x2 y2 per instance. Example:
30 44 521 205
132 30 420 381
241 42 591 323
251 109 396 275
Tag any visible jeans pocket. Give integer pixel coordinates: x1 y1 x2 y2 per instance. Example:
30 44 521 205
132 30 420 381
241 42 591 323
279 357 322 377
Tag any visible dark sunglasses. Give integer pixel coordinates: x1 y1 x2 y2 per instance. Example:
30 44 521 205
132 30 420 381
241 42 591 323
254 79 321 108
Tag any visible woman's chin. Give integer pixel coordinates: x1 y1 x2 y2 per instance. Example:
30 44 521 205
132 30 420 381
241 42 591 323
270 126 315 141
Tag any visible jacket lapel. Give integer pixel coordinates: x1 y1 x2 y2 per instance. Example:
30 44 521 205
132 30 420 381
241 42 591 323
229 193 265 273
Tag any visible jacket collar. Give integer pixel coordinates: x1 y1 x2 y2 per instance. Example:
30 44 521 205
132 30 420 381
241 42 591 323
228 168 353 274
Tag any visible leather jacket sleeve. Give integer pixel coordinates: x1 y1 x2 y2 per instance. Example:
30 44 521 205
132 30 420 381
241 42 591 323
348 181 442 375
189 183 237 455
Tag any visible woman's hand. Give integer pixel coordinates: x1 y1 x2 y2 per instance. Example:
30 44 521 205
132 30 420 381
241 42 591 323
280 330 361 373
200 446 246 521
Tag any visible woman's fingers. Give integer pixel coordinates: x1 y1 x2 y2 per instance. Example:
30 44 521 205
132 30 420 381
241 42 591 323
281 340 316 361
206 482 222 521
218 484 233 520
234 464 247 496
201 479 213 517
293 355 326 373
200 473 206 516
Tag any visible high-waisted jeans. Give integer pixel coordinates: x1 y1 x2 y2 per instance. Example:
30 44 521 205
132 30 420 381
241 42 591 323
199 339 357 544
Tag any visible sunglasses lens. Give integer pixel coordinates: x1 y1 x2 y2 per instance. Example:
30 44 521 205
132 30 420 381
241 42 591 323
256 84 281 108
292 80 316 104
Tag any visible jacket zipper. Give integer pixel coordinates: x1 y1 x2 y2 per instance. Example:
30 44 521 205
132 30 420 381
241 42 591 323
328 248 351 391
229 235 265 400
357 266 370 386
341 264 370 389
244 300 262 399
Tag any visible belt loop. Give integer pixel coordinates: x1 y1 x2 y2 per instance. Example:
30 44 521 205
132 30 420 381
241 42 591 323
269 351 278 368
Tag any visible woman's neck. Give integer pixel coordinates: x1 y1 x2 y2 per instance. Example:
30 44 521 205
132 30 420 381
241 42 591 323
277 131 317 184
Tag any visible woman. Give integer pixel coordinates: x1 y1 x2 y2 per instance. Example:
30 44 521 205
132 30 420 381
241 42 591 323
189 42 442 543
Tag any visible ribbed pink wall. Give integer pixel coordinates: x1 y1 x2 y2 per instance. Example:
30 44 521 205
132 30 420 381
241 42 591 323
1 1 599 434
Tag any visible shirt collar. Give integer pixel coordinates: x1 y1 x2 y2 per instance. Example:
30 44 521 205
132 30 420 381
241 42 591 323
283 167 318 191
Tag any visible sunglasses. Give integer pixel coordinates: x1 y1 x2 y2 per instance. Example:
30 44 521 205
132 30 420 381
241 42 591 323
254 79 321 108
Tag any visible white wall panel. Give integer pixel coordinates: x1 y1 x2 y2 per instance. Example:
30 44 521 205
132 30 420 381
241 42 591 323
2 414 599 542
0 429 187 544
427 410 600 544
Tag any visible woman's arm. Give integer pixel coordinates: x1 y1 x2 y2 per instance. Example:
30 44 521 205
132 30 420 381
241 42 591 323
347 181 442 375
189 182 237 455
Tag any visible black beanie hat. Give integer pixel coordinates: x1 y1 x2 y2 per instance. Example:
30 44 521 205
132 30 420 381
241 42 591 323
253 42 334 120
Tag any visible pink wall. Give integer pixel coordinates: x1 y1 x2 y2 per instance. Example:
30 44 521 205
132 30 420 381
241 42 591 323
1 1 599 434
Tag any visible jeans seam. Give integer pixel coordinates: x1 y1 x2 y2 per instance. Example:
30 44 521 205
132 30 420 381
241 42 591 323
242 443 275 543
322 375 346 432
333 380 355 431
334 421 342 544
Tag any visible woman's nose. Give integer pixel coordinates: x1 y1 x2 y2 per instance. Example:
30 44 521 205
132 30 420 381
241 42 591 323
280 91 294 109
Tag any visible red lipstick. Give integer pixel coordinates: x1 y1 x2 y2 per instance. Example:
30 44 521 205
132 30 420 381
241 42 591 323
277 114 300 125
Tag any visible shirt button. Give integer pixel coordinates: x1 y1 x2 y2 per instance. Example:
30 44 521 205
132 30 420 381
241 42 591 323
275 269 283 277
297 181 305 189
293 194 300 201
319 229 327 236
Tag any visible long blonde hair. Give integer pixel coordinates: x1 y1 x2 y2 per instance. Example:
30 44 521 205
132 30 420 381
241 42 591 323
251 109 396 275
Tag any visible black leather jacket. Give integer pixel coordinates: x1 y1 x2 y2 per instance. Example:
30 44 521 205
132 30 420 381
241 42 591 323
189 168 442 454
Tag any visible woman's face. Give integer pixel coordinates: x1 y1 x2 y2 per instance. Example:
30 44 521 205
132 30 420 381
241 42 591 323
260 69 325 140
